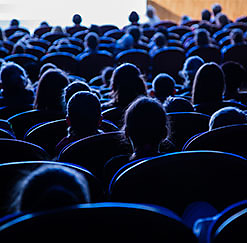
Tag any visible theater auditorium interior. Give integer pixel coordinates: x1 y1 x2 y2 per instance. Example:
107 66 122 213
0 0 247 241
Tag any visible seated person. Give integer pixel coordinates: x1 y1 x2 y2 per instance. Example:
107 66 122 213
149 32 168 57
56 91 103 154
10 164 90 213
164 97 194 113
66 14 87 35
209 106 247 130
149 73 176 103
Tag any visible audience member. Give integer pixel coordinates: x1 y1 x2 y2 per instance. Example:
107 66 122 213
66 14 87 35
56 91 102 154
211 3 222 23
229 28 245 45
164 96 194 113
150 73 176 103
114 33 134 54
201 9 212 22
146 5 160 26
194 28 211 46
215 13 230 29
0 62 34 108
178 56 205 96
83 32 99 54
149 32 168 56
127 25 149 50
34 69 70 115
221 61 247 102
209 106 247 130
10 165 90 213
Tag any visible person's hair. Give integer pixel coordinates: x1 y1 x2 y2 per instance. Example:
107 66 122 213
123 96 168 147
11 165 90 213
102 66 114 87
195 28 210 46
63 81 91 104
34 69 70 112
152 73 175 103
212 3 222 16
129 11 139 23
72 14 82 25
230 28 244 44
127 26 141 43
201 9 211 21
10 19 19 27
0 62 31 95
221 61 246 95
153 32 167 48
215 13 229 27
110 63 147 108
84 32 99 50
192 62 225 105
164 97 194 113
67 91 101 137
146 5 156 19
39 63 57 78
209 106 247 130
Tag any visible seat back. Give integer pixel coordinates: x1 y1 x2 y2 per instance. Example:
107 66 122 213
167 112 210 150
109 151 247 216
58 132 131 178
152 47 185 83
8 110 65 139
77 51 114 81
0 161 104 217
116 49 150 76
0 202 197 242
40 52 78 75
183 124 247 158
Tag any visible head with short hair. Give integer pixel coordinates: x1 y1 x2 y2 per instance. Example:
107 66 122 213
10 19 19 27
110 63 147 108
153 32 167 48
192 62 225 105
215 13 229 27
72 14 82 25
209 106 247 130
212 3 222 16
12 165 90 212
84 32 99 50
127 25 141 43
195 28 210 46
67 91 102 137
129 11 139 24
201 9 212 21
164 96 194 113
230 28 244 44
123 96 169 149
152 73 175 103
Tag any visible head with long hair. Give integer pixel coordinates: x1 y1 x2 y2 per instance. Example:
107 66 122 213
192 62 225 105
110 63 147 108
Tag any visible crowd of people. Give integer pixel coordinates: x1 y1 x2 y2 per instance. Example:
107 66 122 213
0 2 246 241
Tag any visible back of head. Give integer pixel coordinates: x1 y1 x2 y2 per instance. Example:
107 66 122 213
67 91 101 136
192 62 225 105
0 62 28 94
152 73 175 103
164 97 194 113
34 69 70 112
230 28 244 44
72 14 82 25
153 32 167 48
127 26 141 43
124 96 168 147
64 81 91 104
84 32 99 50
201 9 212 21
209 106 247 130
180 56 205 86
212 3 222 16
216 13 229 27
221 61 246 92
146 5 155 19
129 11 139 23
10 19 19 27
111 63 147 108
12 165 90 213
195 28 210 46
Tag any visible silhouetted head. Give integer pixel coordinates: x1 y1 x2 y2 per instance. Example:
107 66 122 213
10 19 19 27
12 165 90 212
84 32 99 50
201 9 212 21
164 97 194 113
212 3 222 16
0 62 30 95
73 14 82 25
64 81 91 104
230 28 244 44
153 32 168 48
129 11 139 24
215 13 229 27
34 69 70 112
39 63 57 78
127 26 141 43
195 29 210 46
67 91 102 137
123 96 169 156
110 63 147 108
152 73 175 103
192 62 225 105
209 106 247 130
